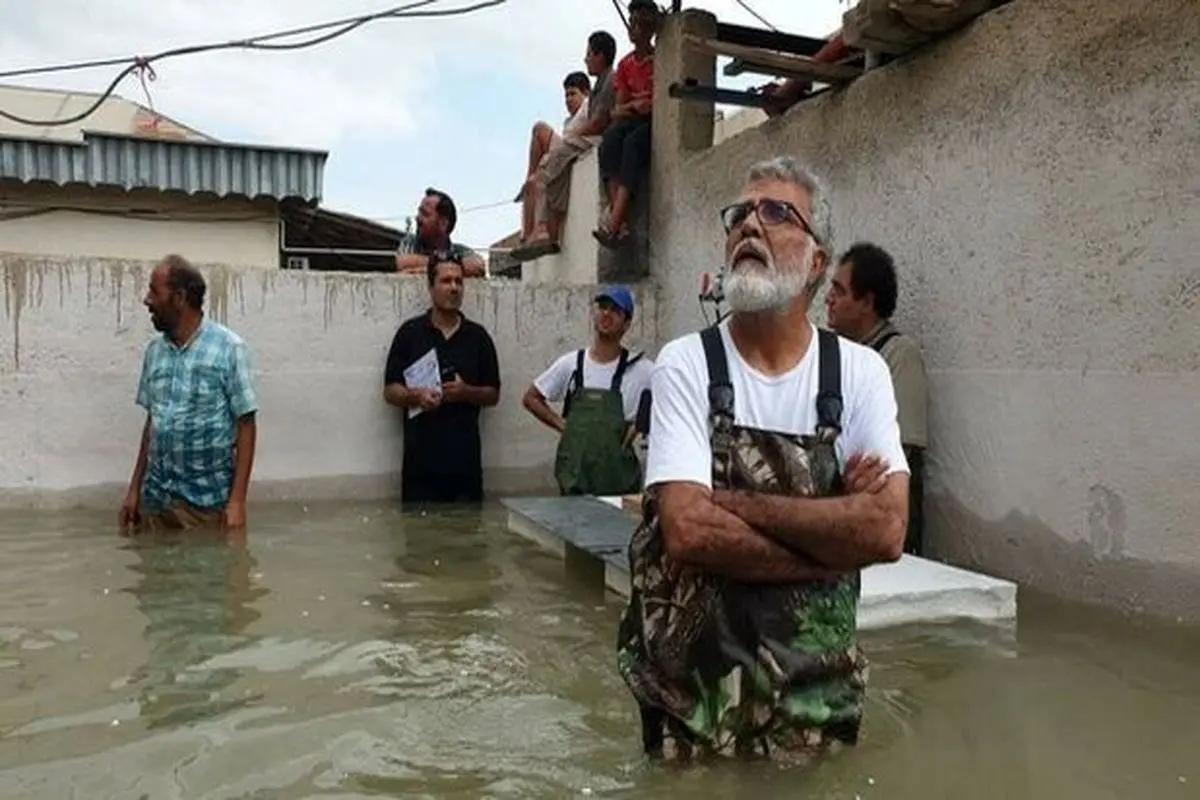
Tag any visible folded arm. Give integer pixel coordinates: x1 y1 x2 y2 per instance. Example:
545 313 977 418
642 354 843 583
713 347 915 569
658 482 844 582
712 473 908 570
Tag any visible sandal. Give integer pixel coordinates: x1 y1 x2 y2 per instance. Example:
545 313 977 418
592 225 630 249
510 238 561 262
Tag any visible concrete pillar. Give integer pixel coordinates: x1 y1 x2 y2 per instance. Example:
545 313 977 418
640 8 718 285
652 9 718 164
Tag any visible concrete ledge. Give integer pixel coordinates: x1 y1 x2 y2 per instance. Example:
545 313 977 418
503 495 1017 631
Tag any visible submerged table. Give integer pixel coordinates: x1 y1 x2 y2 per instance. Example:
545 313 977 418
502 495 1017 631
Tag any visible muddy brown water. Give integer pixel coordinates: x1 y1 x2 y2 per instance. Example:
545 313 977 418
0 501 1196 798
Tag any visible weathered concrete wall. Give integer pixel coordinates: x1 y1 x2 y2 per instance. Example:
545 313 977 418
521 146 649 286
650 0 1200 619
0 255 659 508
0 183 279 268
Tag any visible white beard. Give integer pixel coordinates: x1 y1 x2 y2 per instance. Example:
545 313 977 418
724 239 814 313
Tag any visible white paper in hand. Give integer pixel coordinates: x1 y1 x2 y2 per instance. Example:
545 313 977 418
403 347 442 418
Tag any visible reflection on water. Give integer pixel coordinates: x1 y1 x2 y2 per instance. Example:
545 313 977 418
0 501 1196 798
122 531 266 730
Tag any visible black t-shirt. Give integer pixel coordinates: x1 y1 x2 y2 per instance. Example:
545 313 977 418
384 310 501 479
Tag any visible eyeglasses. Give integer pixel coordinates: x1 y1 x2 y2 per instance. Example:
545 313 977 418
719 198 822 245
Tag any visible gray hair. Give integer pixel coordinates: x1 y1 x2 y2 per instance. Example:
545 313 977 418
745 155 834 253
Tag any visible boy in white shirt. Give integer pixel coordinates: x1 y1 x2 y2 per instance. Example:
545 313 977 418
518 71 591 243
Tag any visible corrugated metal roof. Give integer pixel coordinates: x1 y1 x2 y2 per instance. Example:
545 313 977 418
0 131 327 203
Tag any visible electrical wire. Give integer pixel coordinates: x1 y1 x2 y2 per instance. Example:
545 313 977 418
732 0 777 31
0 0 508 127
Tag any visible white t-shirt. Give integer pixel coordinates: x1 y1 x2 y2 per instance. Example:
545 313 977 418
534 347 655 421
563 99 590 137
645 321 909 490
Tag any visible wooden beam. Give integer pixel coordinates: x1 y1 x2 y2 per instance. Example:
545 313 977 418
684 34 862 83
727 50 865 77
713 21 828 57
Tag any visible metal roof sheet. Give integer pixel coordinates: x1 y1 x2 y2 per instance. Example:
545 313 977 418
0 131 327 203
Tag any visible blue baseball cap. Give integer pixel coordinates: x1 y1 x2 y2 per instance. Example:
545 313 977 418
596 285 635 318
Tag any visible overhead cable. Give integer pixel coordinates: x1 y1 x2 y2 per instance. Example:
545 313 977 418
0 0 508 127
732 0 778 31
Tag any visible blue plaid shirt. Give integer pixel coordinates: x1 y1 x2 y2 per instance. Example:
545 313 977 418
135 319 259 512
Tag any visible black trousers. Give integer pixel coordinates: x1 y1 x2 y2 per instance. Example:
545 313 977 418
401 472 483 508
904 445 925 556
598 114 652 197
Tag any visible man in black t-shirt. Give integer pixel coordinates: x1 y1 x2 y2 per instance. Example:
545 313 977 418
383 253 501 505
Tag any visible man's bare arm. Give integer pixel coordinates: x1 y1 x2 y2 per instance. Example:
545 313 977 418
228 414 257 506
658 482 844 583
712 474 909 570
396 253 427 273
576 111 611 137
123 415 151 508
383 382 421 409
522 385 565 433
457 382 499 407
461 254 487 278
131 416 150 489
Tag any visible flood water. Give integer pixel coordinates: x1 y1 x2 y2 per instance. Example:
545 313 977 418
0 501 1196 799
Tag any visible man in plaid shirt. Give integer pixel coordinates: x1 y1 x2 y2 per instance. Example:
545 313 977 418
119 255 260 534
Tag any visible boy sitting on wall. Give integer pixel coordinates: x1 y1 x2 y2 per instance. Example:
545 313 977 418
592 0 661 250
517 71 592 245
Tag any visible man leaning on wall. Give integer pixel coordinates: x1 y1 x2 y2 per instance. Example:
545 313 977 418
826 242 929 555
395 188 487 278
119 255 260 535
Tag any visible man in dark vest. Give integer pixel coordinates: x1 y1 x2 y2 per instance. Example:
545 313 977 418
522 285 653 496
826 242 928 555
617 156 910 763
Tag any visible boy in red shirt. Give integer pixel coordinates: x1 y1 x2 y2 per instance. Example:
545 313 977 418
593 0 661 249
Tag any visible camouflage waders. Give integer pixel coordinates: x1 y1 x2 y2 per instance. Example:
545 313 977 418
554 348 644 497
616 326 867 762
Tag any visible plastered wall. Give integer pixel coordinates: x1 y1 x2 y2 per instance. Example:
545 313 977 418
0 183 279 268
649 0 1200 619
0 256 659 507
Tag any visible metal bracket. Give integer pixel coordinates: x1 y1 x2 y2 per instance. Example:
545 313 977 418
668 79 772 109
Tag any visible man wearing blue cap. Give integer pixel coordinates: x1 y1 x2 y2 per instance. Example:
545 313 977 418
522 285 653 497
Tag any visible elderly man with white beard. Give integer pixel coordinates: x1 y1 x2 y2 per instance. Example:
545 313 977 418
616 155 910 763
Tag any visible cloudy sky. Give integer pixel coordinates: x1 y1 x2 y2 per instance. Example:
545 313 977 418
1 0 846 251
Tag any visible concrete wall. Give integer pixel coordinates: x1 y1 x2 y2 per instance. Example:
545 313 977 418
0 255 659 508
0 183 279 268
714 108 769 143
522 148 604 285
521 141 650 286
649 0 1200 620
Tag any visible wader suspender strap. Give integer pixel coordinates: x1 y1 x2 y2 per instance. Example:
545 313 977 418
870 330 899 355
700 325 734 420
562 349 586 419
610 348 640 392
564 348 643 418
816 328 844 433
